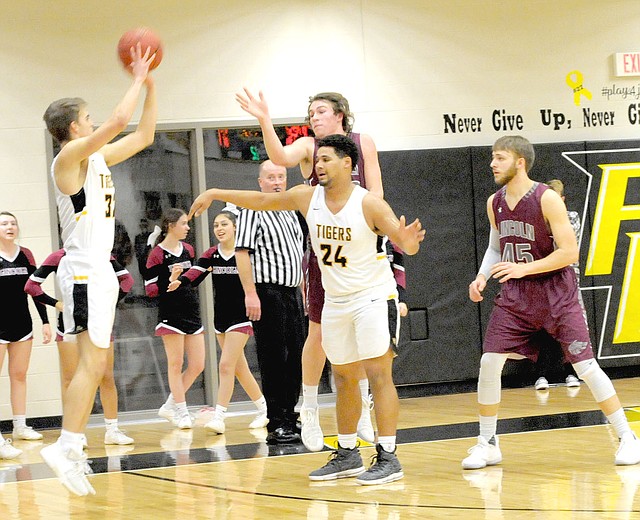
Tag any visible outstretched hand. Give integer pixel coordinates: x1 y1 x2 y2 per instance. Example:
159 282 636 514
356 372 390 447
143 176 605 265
396 215 425 255
188 191 215 220
235 88 270 121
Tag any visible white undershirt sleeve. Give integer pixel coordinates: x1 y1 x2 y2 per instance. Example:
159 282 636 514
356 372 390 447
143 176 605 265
478 226 501 280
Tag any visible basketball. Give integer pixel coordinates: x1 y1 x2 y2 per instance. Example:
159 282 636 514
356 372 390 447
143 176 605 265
117 27 163 71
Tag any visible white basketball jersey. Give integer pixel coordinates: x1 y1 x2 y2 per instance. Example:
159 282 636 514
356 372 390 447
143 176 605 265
52 152 115 260
306 185 394 297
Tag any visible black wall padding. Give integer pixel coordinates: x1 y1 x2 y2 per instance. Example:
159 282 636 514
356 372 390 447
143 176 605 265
380 148 481 384
379 139 640 387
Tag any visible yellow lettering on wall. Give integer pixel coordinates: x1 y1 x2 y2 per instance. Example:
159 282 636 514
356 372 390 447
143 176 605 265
614 232 640 344
586 163 640 275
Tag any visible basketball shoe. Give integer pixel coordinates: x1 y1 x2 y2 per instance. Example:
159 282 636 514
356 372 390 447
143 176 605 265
565 375 581 388
158 402 175 422
41 442 95 496
0 438 21 460
309 445 365 481
534 377 549 391
249 412 269 429
356 445 403 485
104 428 134 445
301 406 324 452
462 436 502 470
357 394 375 443
205 417 225 434
615 432 640 465
13 426 43 441
174 410 193 430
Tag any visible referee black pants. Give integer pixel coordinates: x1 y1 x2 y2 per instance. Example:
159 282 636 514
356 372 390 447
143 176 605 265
253 283 305 432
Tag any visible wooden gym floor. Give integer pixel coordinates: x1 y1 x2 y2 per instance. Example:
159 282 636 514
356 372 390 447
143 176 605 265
3 378 640 519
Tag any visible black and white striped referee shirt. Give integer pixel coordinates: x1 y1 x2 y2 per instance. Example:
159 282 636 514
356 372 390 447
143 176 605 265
235 208 304 287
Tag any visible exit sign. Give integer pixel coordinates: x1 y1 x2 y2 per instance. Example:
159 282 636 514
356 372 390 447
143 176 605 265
613 52 640 76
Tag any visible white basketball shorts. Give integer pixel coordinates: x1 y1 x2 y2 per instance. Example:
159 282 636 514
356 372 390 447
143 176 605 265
57 254 118 349
321 281 399 365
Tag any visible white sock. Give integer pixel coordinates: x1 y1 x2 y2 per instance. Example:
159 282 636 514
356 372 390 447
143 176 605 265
358 379 369 400
13 415 26 429
253 396 267 414
214 404 227 421
338 433 358 449
303 384 319 409
607 408 632 439
378 436 396 453
105 418 118 432
60 429 85 456
479 415 498 441
165 394 175 407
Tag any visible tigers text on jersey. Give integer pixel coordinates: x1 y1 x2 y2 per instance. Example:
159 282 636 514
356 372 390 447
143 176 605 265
306 185 394 298
52 152 115 260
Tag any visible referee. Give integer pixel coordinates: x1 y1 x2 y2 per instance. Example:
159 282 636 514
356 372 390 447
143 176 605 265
235 160 306 444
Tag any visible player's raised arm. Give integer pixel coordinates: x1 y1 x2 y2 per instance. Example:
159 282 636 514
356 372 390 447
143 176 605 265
235 88 312 168
101 74 157 167
48 44 155 195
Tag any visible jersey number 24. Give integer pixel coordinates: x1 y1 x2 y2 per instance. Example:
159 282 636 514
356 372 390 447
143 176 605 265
320 244 347 267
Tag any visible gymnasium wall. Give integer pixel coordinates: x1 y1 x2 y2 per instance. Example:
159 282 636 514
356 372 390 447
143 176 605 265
382 139 640 386
0 0 639 418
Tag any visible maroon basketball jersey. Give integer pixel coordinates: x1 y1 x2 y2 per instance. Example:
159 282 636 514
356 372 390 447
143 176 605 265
492 182 559 277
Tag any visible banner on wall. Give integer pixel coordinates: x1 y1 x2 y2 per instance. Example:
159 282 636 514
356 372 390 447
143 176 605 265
563 148 640 359
441 70 640 137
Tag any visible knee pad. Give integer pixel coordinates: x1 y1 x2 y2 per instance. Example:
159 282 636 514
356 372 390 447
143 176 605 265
573 359 616 402
477 353 509 405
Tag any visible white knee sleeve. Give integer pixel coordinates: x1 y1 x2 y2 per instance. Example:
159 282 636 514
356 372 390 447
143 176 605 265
573 359 616 402
477 353 509 405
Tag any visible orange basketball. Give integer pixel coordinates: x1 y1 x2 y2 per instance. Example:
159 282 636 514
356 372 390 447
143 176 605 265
117 27 163 71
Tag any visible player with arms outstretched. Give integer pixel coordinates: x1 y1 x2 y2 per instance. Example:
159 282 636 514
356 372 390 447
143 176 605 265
190 134 424 485
236 89 382 450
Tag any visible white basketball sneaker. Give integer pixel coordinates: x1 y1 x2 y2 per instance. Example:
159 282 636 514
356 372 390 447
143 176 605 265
616 432 640 466
300 406 324 452
462 436 502 470
357 394 375 443
104 428 134 446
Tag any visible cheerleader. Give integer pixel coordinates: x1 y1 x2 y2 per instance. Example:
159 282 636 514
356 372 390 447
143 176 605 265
0 211 50 458
145 209 205 429
168 209 268 433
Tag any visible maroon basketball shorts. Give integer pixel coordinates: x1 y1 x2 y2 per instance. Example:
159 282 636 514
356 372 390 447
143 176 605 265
483 268 593 364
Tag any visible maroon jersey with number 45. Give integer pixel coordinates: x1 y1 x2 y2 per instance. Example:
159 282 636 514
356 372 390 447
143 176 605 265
492 182 562 279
